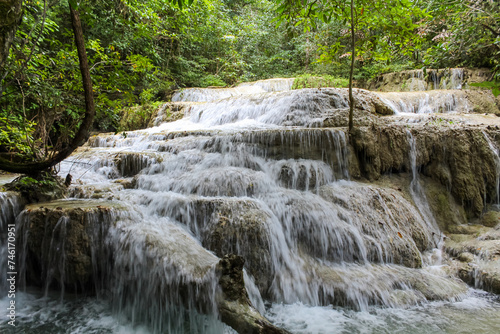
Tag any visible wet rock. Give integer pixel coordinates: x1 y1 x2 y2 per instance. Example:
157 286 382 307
148 102 194 127
216 254 290 334
349 124 500 217
18 200 123 291
114 152 161 177
319 182 438 268
69 183 123 199
200 199 274 294
482 211 500 228
5 173 67 203
310 259 467 309
457 252 475 263
365 68 492 92
420 176 467 232
444 224 500 294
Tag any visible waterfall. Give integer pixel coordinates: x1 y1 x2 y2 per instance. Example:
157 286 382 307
482 131 500 205
377 91 471 114
0 192 23 296
407 131 440 239
237 78 294 92
7 86 500 333
172 78 294 103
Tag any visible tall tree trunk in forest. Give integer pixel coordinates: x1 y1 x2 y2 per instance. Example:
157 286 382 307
0 0 23 92
348 0 355 133
0 1 95 174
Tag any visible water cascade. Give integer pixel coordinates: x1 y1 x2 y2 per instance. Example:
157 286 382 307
0 192 23 295
367 68 492 92
482 131 500 205
377 90 471 114
2 78 500 333
171 78 294 103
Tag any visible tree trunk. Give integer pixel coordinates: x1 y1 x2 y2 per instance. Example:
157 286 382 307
0 0 22 69
348 0 355 133
0 2 95 175
0 0 23 94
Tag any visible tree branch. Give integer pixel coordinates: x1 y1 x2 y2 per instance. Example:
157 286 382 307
0 2 95 174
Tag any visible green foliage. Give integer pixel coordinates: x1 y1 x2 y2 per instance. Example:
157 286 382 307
3 0 500 167
5 171 67 202
469 81 500 97
118 101 163 132
420 0 500 75
292 74 349 89
274 0 427 80
0 114 39 159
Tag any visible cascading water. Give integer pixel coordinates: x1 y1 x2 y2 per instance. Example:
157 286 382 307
236 78 295 92
2 78 500 333
442 68 464 90
0 192 23 295
407 131 440 235
482 131 500 205
377 90 471 115
171 78 294 103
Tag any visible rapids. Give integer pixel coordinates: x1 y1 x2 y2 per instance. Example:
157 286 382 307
2 76 500 333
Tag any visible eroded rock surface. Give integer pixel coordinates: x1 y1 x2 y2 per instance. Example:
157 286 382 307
18 200 123 290
349 123 500 217
444 219 500 294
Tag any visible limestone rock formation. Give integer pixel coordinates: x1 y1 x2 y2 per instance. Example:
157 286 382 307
445 220 500 294
349 123 500 217
217 255 290 334
17 200 122 290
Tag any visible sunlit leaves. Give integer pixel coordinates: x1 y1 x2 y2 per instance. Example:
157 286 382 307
274 0 427 75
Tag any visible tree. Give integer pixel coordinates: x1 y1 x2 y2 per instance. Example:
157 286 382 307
420 0 500 95
275 0 426 132
0 1 94 174
0 0 22 72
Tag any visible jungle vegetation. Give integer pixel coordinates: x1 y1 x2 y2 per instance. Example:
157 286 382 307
0 0 499 170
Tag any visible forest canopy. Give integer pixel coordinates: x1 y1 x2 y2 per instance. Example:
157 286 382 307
0 0 499 167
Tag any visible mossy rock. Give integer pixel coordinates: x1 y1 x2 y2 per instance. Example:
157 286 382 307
5 172 67 203
482 211 500 227
19 200 123 291
118 101 164 131
292 75 349 90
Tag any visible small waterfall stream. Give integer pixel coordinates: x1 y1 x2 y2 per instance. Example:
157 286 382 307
2 78 500 333
482 131 500 205
407 131 440 238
